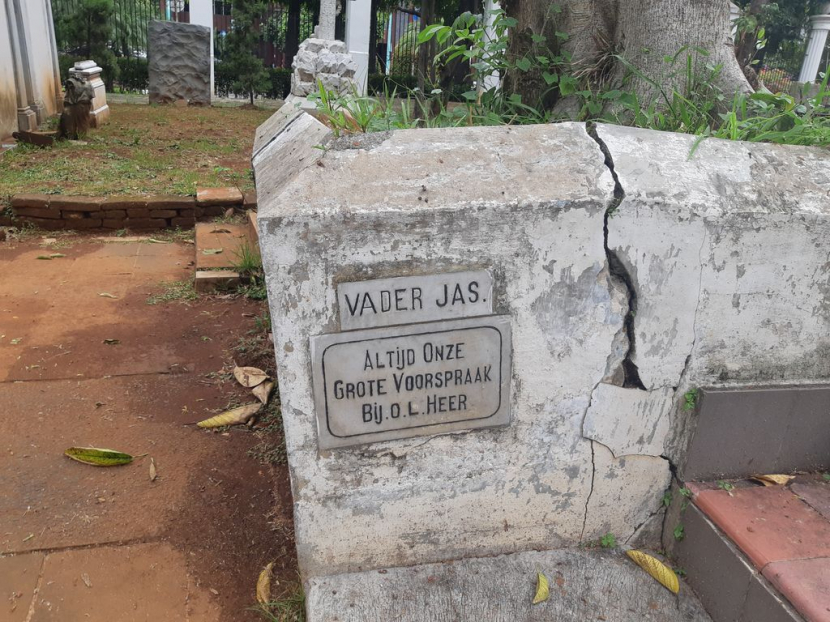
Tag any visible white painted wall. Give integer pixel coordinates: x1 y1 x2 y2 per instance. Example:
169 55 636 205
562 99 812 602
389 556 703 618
188 0 214 95
0 0 62 137
345 0 371 94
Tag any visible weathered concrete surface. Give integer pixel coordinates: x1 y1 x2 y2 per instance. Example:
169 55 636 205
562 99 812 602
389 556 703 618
597 124 830 463
258 122 637 576
306 548 712 622
148 21 211 105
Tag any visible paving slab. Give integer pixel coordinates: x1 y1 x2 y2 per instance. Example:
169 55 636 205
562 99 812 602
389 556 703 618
0 552 45 622
695 487 830 569
306 548 712 622
762 558 830 622
31 542 220 621
791 483 830 522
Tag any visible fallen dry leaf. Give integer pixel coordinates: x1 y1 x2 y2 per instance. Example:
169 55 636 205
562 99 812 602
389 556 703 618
65 447 134 466
98 292 118 299
234 365 268 388
256 562 274 605
626 550 679 594
202 248 223 255
197 403 261 428
751 474 795 487
103 338 121 345
149 457 157 482
81 573 92 588
253 380 275 405
532 571 550 605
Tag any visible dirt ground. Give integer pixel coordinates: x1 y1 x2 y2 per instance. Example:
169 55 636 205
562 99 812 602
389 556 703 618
0 104 274 197
0 232 297 621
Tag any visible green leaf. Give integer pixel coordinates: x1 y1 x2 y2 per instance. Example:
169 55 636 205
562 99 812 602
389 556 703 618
65 447 134 466
542 72 559 85
531 34 547 44
515 58 532 72
559 75 578 96
501 16 518 28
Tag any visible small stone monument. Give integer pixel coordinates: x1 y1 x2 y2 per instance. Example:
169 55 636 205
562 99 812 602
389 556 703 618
148 20 211 106
290 37 358 98
286 0 358 106
57 77 95 140
69 60 109 127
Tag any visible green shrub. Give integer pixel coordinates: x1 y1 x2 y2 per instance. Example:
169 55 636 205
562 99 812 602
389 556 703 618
116 57 148 92
58 54 84 82
266 67 291 99
368 74 418 95
215 61 236 97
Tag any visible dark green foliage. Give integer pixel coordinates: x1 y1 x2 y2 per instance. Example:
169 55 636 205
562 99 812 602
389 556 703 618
58 54 84 82
368 74 418 94
215 65 290 100
116 57 148 91
224 0 270 105
267 68 292 99
58 0 120 90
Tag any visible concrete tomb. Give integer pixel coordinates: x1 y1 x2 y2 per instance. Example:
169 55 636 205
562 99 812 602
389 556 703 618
254 108 830 620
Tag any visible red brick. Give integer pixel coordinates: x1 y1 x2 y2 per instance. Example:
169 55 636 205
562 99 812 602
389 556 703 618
50 196 105 212
14 207 61 219
762 558 830 622
21 217 65 230
150 209 177 219
62 211 87 220
176 208 195 218
243 191 257 209
196 187 243 206
65 219 103 230
695 487 830 569
170 217 195 228
102 210 127 219
11 193 50 209
146 195 196 209
101 219 127 229
0 216 13 226
103 196 147 210
127 218 167 230
127 208 151 218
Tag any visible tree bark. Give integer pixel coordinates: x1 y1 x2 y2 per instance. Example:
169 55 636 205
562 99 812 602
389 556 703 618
506 0 752 113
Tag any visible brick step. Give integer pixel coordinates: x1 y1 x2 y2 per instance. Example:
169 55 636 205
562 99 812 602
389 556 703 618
673 476 830 622
194 214 260 293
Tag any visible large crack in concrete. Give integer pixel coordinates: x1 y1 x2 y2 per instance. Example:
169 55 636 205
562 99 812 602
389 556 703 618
587 122 646 391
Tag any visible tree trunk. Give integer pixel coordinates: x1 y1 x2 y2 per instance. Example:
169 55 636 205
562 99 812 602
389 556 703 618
614 0 751 103
506 0 752 114
285 0 301 69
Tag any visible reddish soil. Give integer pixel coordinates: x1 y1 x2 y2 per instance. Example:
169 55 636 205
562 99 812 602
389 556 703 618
0 234 296 621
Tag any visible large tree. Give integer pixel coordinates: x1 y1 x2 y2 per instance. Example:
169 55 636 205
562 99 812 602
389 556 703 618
505 0 753 112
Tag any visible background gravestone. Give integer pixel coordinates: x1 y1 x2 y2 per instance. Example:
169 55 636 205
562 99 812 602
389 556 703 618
148 21 211 106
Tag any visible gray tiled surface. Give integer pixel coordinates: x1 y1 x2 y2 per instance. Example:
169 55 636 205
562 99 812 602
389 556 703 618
740 573 806 622
682 385 830 480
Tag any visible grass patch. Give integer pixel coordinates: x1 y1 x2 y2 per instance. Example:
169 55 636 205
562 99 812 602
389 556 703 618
146 279 198 305
232 241 268 301
249 400 287 467
255 582 305 622
0 103 272 197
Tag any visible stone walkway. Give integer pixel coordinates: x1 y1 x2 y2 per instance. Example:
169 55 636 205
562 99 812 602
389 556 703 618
0 235 294 621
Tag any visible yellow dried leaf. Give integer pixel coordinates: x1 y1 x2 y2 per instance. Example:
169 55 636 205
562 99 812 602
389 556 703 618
253 380 275 405
197 403 261 428
256 562 274 605
626 550 679 594
149 457 157 482
532 571 549 605
65 447 134 466
233 365 268 388
751 474 794 487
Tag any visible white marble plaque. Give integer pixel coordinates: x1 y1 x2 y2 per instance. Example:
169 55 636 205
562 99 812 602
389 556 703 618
311 316 511 449
338 270 493 330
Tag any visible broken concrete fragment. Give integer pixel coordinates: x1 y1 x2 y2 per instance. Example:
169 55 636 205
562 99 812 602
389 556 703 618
583 384 673 458
583 442 672 543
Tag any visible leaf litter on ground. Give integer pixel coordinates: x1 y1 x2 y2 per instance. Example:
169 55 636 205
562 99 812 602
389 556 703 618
197 403 261 428
64 447 134 466
532 571 550 604
257 562 274 605
253 379 275 404
626 550 679 594
233 365 268 388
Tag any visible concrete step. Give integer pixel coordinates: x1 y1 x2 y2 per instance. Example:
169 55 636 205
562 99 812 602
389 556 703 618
194 221 258 292
306 548 712 622
673 476 830 622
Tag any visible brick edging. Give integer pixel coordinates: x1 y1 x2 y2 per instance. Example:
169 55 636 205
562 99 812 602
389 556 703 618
3 188 255 231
